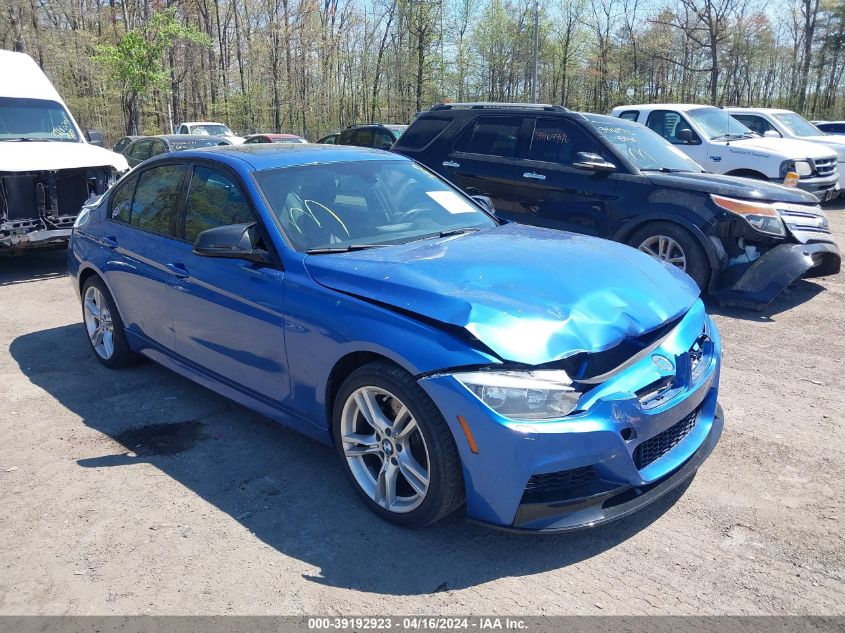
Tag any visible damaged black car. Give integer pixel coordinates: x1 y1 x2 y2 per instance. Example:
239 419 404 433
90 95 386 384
393 105 840 310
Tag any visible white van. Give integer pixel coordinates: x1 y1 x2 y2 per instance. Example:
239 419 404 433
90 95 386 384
609 104 840 202
0 50 128 254
725 107 845 196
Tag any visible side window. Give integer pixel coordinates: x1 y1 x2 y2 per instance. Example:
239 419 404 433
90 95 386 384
179 125 188 134
733 115 776 136
645 110 699 145
455 116 522 158
374 130 394 148
109 174 138 224
150 140 167 157
528 118 604 165
128 140 152 161
129 164 187 236
619 110 639 122
183 166 254 243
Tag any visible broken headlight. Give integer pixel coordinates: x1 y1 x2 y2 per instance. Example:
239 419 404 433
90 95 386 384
711 194 786 237
453 370 579 420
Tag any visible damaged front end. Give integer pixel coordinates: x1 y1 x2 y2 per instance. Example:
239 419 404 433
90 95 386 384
0 166 116 255
709 195 841 310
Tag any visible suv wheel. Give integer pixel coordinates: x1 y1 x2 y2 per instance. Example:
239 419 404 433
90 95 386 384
628 222 710 290
332 361 464 527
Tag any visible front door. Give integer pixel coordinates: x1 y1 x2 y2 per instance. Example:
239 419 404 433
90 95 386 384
165 164 290 405
497 117 619 237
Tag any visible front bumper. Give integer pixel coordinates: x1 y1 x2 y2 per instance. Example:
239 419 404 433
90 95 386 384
419 300 722 531
715 241 841 310
0 226 73 254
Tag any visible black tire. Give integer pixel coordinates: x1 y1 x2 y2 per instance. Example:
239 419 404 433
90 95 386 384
80 276 138 369
627 221 711 291
332 361 464 527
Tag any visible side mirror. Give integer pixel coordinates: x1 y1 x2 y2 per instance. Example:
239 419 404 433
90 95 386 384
381 143 392 150
193 223 272 264
471 195 494 213
86 129 105 147
676 128 697 144
763 130 781 138
572 152 616 172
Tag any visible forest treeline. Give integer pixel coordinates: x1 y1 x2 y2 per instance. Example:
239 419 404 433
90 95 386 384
1 0 844 142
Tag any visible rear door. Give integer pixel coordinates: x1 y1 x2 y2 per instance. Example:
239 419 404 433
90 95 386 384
497 116 620 236
103 162 188 350
437 115 530 213
165 163 289 404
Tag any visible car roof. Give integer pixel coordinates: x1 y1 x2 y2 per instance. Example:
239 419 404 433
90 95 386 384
160 143 406 171
182 121 226 126
613 104 715 112
724 107 793 115
248 133 304 139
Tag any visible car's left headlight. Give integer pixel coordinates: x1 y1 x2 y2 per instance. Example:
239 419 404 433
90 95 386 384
780 160 813 177
453 370 580 420
711 194 786 237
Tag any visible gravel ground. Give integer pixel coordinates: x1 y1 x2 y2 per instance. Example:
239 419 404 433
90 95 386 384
0 202 843 616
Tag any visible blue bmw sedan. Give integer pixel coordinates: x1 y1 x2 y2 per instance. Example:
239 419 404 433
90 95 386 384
68 144 723 532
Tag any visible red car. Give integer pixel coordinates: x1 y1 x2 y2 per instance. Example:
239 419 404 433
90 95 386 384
243 133 308 145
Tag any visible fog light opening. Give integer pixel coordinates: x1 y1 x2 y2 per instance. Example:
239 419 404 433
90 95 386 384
620 427 636 441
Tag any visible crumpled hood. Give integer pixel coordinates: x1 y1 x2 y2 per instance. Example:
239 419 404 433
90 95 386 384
304 224 700 365
727 136 837 160
0 141 128 172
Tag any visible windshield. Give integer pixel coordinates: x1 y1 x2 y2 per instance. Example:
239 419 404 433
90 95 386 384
0 97 80 142
255 160 497 252
774 112 822 137
589 117 702 172
688 108 754 140
189 124 232 136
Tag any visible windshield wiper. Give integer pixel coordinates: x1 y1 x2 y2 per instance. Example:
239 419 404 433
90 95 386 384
711 133 749 141
641 167 691 173
306 244 390 254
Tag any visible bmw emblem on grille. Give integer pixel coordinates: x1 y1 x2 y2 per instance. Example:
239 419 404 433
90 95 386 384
651 354 674 371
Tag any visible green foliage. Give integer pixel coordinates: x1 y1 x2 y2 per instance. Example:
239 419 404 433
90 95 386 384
95 8 209 98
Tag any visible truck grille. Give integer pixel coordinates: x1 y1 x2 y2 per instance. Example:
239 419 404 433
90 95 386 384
634 407 700 469
813 157 836 177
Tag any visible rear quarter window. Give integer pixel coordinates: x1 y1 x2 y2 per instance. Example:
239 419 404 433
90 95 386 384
395 118 451 150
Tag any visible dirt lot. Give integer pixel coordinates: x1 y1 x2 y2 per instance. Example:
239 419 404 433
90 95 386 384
1 202 843 616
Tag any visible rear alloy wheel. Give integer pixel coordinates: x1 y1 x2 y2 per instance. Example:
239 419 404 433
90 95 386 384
629 222 710 291
81 277 137 368
333 362 464 526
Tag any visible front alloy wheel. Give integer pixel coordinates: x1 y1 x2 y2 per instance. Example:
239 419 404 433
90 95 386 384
340 386 430 512
332 361 464 527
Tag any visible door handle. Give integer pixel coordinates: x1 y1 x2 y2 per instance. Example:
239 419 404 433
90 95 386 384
523 172 546 181
166 263 189 278
101 236 118 249
442 160 460 168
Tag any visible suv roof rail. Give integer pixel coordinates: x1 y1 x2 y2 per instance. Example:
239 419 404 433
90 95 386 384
429 102 569 112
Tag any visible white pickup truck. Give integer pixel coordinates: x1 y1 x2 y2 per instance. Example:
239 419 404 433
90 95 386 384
609 104 840 202
0 50 128 255
175 121 244 144
725 107 845 197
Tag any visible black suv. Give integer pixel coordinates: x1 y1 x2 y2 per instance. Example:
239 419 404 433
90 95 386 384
338 124 408 150
393 103 840 309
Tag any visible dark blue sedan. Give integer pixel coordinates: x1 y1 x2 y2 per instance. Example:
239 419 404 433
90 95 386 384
68 144 723 532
